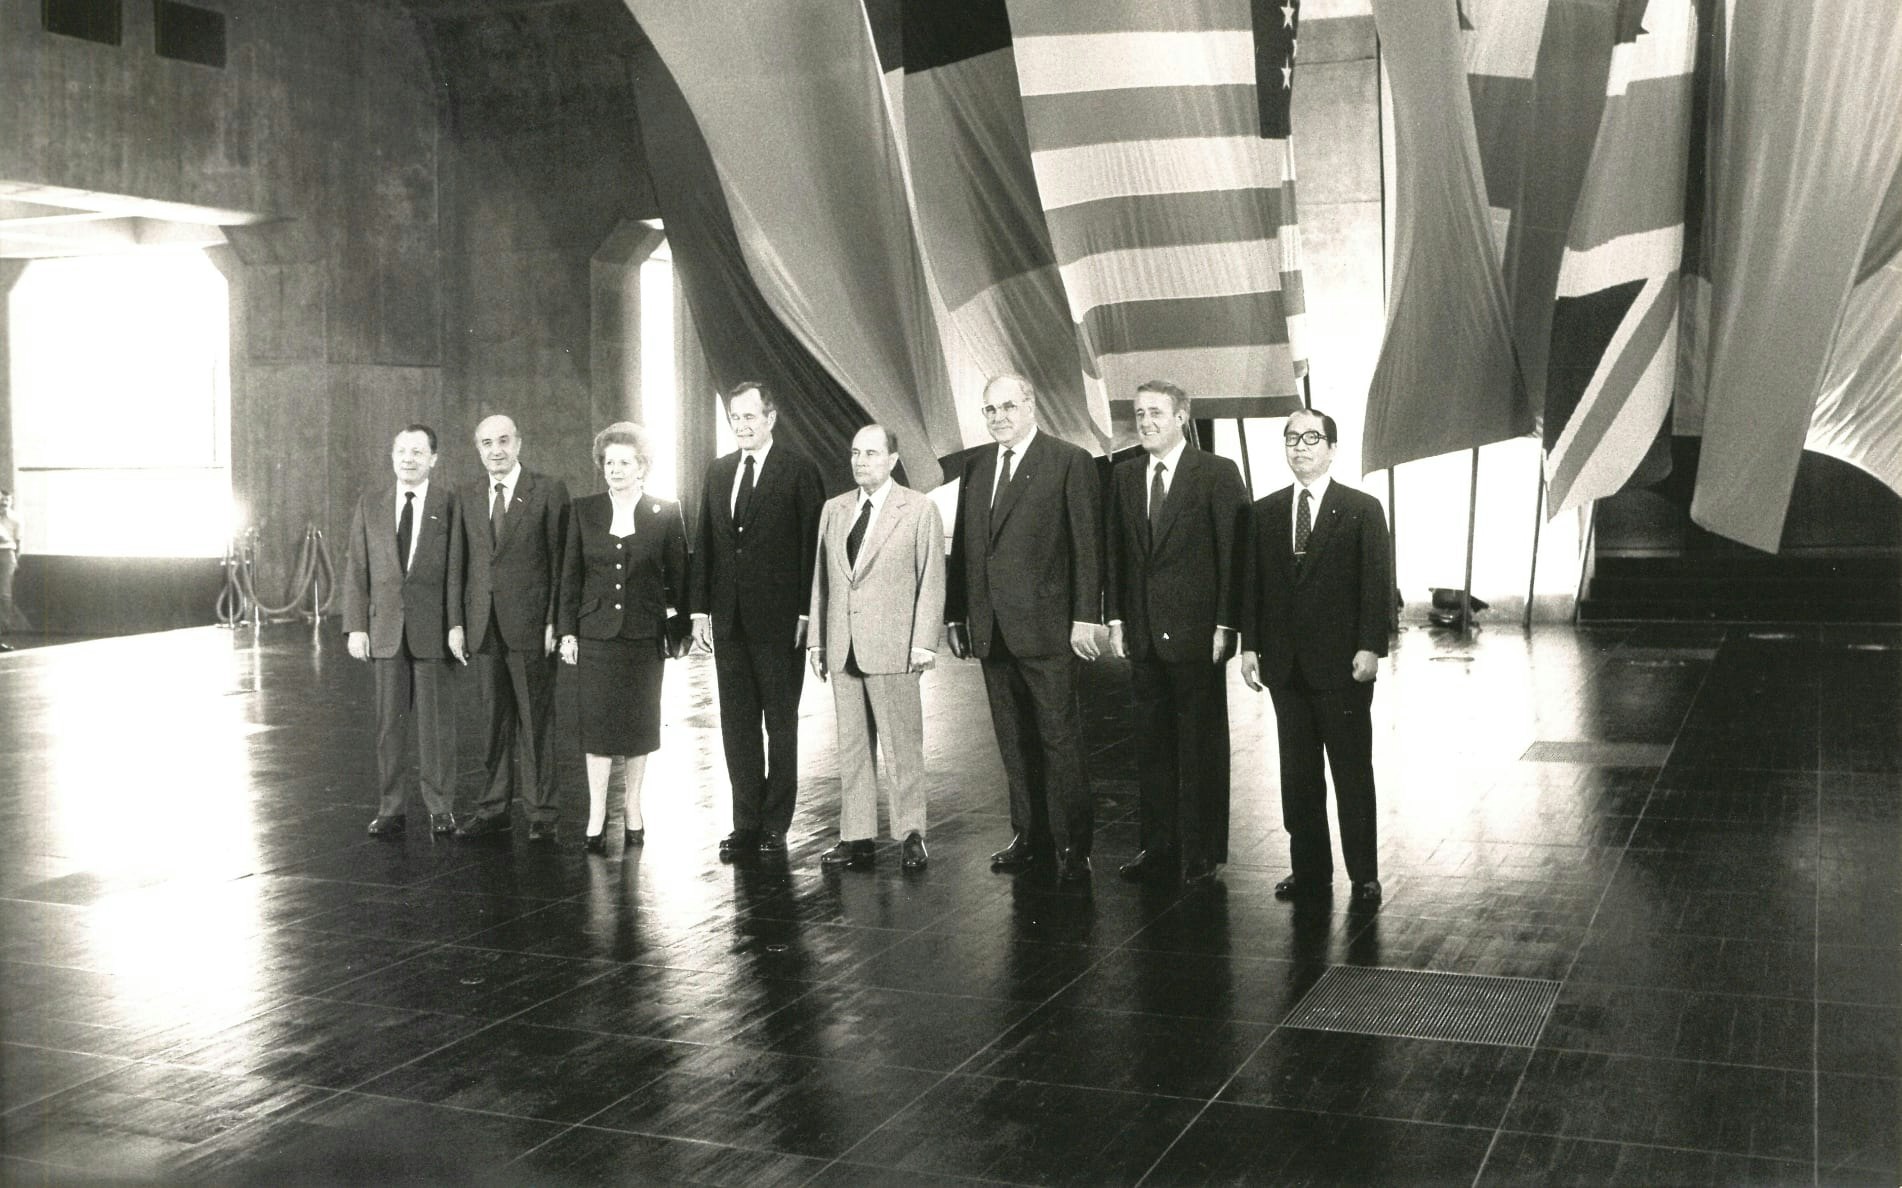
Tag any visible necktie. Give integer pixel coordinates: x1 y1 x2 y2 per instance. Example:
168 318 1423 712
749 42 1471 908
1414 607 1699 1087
1295 488 1312 556
396 491 415 573
1148 462 1167 543
734 453 756 526
845 497 874 568
490 481 507 549
993 447 1014 506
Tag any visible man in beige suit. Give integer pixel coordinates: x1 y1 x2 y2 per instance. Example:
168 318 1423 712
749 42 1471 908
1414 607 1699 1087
807 424 946 872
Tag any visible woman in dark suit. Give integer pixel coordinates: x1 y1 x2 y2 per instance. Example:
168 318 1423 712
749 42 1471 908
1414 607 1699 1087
557 422 690 853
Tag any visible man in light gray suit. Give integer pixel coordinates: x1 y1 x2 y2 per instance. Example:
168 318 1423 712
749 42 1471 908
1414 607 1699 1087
807 424 946 872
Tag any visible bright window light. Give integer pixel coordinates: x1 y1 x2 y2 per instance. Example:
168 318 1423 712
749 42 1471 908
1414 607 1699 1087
639 244 678 499
8 251 231 557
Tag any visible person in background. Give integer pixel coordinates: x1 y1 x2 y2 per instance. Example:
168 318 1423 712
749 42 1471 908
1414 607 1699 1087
690 381 824 863
342 425 462 837
558 423 690 853
0 490 20 651
806 425 945 872
452 414 571 843
1240 407 1392 906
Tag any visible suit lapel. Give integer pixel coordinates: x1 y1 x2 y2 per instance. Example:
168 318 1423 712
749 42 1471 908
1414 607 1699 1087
854 487 909 579
988 437 1038 540
402 485 447 584
711 454 738 537
1295 484 1343 584
968 450 996 543
374 485 403 577
1149 448 1195 555
496 471 534 554
738 450 778 535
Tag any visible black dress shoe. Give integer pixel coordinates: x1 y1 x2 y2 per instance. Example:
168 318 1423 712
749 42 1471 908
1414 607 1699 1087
429 812 456 835
901 831 929 870
584 832 606 854
1117 849 1174 883
1182 858 1220 887
989 833 1045 870
819 839 876 870
756 829 787 854
527 820 554 843
625 828 645 847
366 815 406 837
1056 850 1092 882
1349 879 1383 904
719 829 758 861
456 814 510 839
1273 874 1329 900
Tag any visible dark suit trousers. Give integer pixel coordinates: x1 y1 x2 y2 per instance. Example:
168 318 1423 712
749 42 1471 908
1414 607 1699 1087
1269 679 1379 884
714 628 805 832
373 641 457 818
473 618 558 822
981 631 1092 856
1129 656 1230 865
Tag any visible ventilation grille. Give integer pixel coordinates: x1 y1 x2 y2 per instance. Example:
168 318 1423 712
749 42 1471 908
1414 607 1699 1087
1520 740 1672 766
1282 965 1559 1047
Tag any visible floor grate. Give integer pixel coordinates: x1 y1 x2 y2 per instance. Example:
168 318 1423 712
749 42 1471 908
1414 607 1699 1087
1520 740 1672 765
1281 965 1559 1047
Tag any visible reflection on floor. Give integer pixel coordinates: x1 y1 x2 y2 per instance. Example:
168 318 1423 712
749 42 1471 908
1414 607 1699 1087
0 622 1895 1185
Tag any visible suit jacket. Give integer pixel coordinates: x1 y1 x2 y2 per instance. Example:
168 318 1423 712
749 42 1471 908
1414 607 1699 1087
808 483 946 676
1244 480 1392 690
342 483 460 660
690 446 824 644
557 492 689 641
945 432 1103 658
1105 446 1251 665
454 468 570 652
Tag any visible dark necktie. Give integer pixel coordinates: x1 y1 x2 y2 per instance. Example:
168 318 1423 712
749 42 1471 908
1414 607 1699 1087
396 491 415 573
734 453 756 527
490 481 507 549
1295 488 1312 557
1148 462 1167 543
993 446 1014 506
845 497 873 568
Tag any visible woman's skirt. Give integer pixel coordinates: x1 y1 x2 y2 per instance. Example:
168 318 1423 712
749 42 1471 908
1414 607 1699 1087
576 636 664 756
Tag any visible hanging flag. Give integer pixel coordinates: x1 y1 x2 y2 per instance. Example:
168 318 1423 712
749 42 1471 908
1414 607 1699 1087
868 0 1108 453
1362 0 1530 474
625 0 957 488
1806 163 1902 501
1004 0 1309 420
1689 0 1902 550
1543 0 1698 513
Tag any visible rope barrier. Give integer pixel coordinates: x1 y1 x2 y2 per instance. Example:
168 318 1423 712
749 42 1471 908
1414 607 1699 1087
216 525 337 627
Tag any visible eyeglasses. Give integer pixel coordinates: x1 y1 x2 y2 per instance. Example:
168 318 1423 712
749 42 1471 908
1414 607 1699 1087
1284 430 1328 447
980 401 1021 418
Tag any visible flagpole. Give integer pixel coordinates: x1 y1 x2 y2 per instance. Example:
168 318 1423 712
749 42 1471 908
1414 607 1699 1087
1572 503 1597 625
1460 446 1480 640
1234 418 1254 493
1386 466 1399 635
1523 459 1546 631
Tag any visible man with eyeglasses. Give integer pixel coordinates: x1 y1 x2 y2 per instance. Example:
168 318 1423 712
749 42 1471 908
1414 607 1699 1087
946 374 1104 882
1239 408 1392 905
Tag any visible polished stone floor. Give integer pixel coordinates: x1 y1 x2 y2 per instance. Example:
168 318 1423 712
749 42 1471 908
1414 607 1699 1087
0 620 1895 1186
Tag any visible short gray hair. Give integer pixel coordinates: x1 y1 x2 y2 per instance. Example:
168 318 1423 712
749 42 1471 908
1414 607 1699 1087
592 421 654 472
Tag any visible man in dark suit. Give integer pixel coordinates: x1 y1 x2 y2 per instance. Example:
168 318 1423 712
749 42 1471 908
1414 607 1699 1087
449 413 571 843
946 374 1103 882
1240 408 1392 905
342 424 461 837
1107 381 1251 887
691 382 825 860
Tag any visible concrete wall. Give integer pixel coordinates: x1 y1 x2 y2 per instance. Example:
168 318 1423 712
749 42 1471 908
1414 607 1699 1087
2 0 445 590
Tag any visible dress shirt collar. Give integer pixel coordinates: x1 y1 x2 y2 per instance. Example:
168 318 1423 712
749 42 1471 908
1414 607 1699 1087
396 479 429 517
490 463 522 496
857 478 894 512
1149 438 1188 478
999 425 1037 463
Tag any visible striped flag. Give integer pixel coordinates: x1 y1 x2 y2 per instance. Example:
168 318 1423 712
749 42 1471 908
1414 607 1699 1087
1542 0 1698 513
1004 0 1309 420
867 0 1109 453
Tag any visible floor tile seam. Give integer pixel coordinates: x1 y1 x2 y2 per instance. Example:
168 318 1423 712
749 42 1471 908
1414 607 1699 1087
0 1048 143 1119
301 934 621 1003
325 960 632 1098
816 938 1128 1178
797 1157 1034 1188
505 1118 849 1176
1485 1126 1820 1167
1523 1041 1828 1076
1131 1006 1294 1187
1547 976 1833 1006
